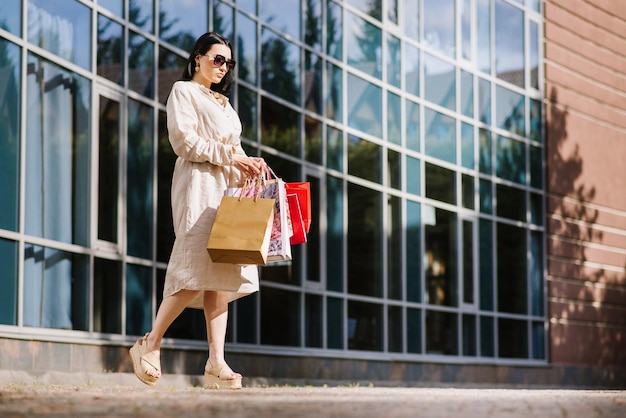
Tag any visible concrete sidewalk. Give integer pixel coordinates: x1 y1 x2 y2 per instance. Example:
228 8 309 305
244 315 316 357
0 372 624 418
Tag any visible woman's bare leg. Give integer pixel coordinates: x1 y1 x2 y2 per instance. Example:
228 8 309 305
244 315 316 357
203 291 240 379
143 289 199 378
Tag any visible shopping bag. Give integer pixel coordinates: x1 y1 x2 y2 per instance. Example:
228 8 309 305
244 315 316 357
225 170 293 263
287 192 307 245
285 182 311 233
206 194 275 265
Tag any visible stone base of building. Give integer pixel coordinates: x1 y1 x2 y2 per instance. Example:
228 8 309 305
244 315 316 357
0 337 623 389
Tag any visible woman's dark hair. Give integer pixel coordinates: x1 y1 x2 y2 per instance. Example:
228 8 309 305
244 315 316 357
181 32 235 96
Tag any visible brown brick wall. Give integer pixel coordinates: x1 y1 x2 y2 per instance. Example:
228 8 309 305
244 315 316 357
545 0 626 367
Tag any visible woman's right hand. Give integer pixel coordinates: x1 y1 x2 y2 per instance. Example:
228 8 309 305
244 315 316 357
232 153 266 178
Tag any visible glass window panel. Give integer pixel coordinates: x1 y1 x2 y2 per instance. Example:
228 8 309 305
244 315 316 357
406 156 420 195
460 70 474 118
93 258 122 333
407 307 422 353
305 51 323 115
479 219 494 311
346 10 382 79
403 0 419 41
530 21 539 89
348 300 383 351
388 0 398 24
347 74 382 137
530 192 543 226
388 195 402 300
426 310 458 354
126 264 153 336
213 1 233 40
261 29 300 105
261 97 300 156
499 318 528 358
462 174 474 209
326 0 343 60
497 223 527 314
160 0 205 50
461 0 472 61
462 314 477 356
327 126 343 171
425 109 456 164
387 34 401 88
348 135 381 183
327 176 344 292
425 163 455 205
388 149 401 190
478 78 491 124
479 178 492 214
238 0 256 14
530 98 542 143
237 12 257 85
304 0 322 49
128 32 154 98
406 200 421 303
496 184 525 222
476 0 491 73
496 135 526 184
261 287 301 346
423 0 455 58
236 293 257 343
388 306 403 352
463 221 475 304
404 42 420 97
23 245 89 330
478 128 492 174
327 297 344 349
25 56 91 246
98 96 120 243
97 15 124 86
0 0 21 35
531 230 544 316
306 294 323 348
260 0 300 40
158 47 186 104
406 99 420 152
532 321 545 359
530 146 542 190
326 62 343 122
237 85 257 141
347 0 381 20
495 0 524 87
348 183 382 297
480 316 495 356
0 39 20 232
157 111 175 263
461 122 474 170
28 0 91 70
424 206 458 307
0 238 18 325
424 53 455 110
496 86 525 136
129 0 154 32
305 115 323 164
387 92 401 145
100 0 123 17
127 99 154 259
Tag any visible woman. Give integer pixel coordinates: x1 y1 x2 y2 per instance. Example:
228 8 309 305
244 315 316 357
129 32 265 390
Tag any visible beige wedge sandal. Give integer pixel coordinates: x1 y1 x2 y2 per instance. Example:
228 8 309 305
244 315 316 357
204 361 242 390
129 333 161 387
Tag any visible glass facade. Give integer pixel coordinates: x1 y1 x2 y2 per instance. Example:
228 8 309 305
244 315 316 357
0 0 545 363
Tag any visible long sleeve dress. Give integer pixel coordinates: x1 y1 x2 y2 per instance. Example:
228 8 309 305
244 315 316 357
163 80 259 309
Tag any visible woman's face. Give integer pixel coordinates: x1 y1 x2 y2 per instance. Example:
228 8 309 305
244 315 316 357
193 43 233 88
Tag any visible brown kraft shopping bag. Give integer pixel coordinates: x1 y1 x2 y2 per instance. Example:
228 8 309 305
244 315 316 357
207 195 275 264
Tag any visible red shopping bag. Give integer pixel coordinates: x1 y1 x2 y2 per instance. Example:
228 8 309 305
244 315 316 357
287 192 307 245
285 182 311 233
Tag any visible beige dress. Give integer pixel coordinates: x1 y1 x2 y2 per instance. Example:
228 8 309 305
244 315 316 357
163 80 259 309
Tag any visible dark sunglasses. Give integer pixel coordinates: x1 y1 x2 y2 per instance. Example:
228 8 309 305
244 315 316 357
204 54 236 71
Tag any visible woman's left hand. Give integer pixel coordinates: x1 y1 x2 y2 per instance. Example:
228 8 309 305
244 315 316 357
232 154 266 178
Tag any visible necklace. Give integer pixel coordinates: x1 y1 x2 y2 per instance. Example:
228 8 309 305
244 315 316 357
209 89 227 108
